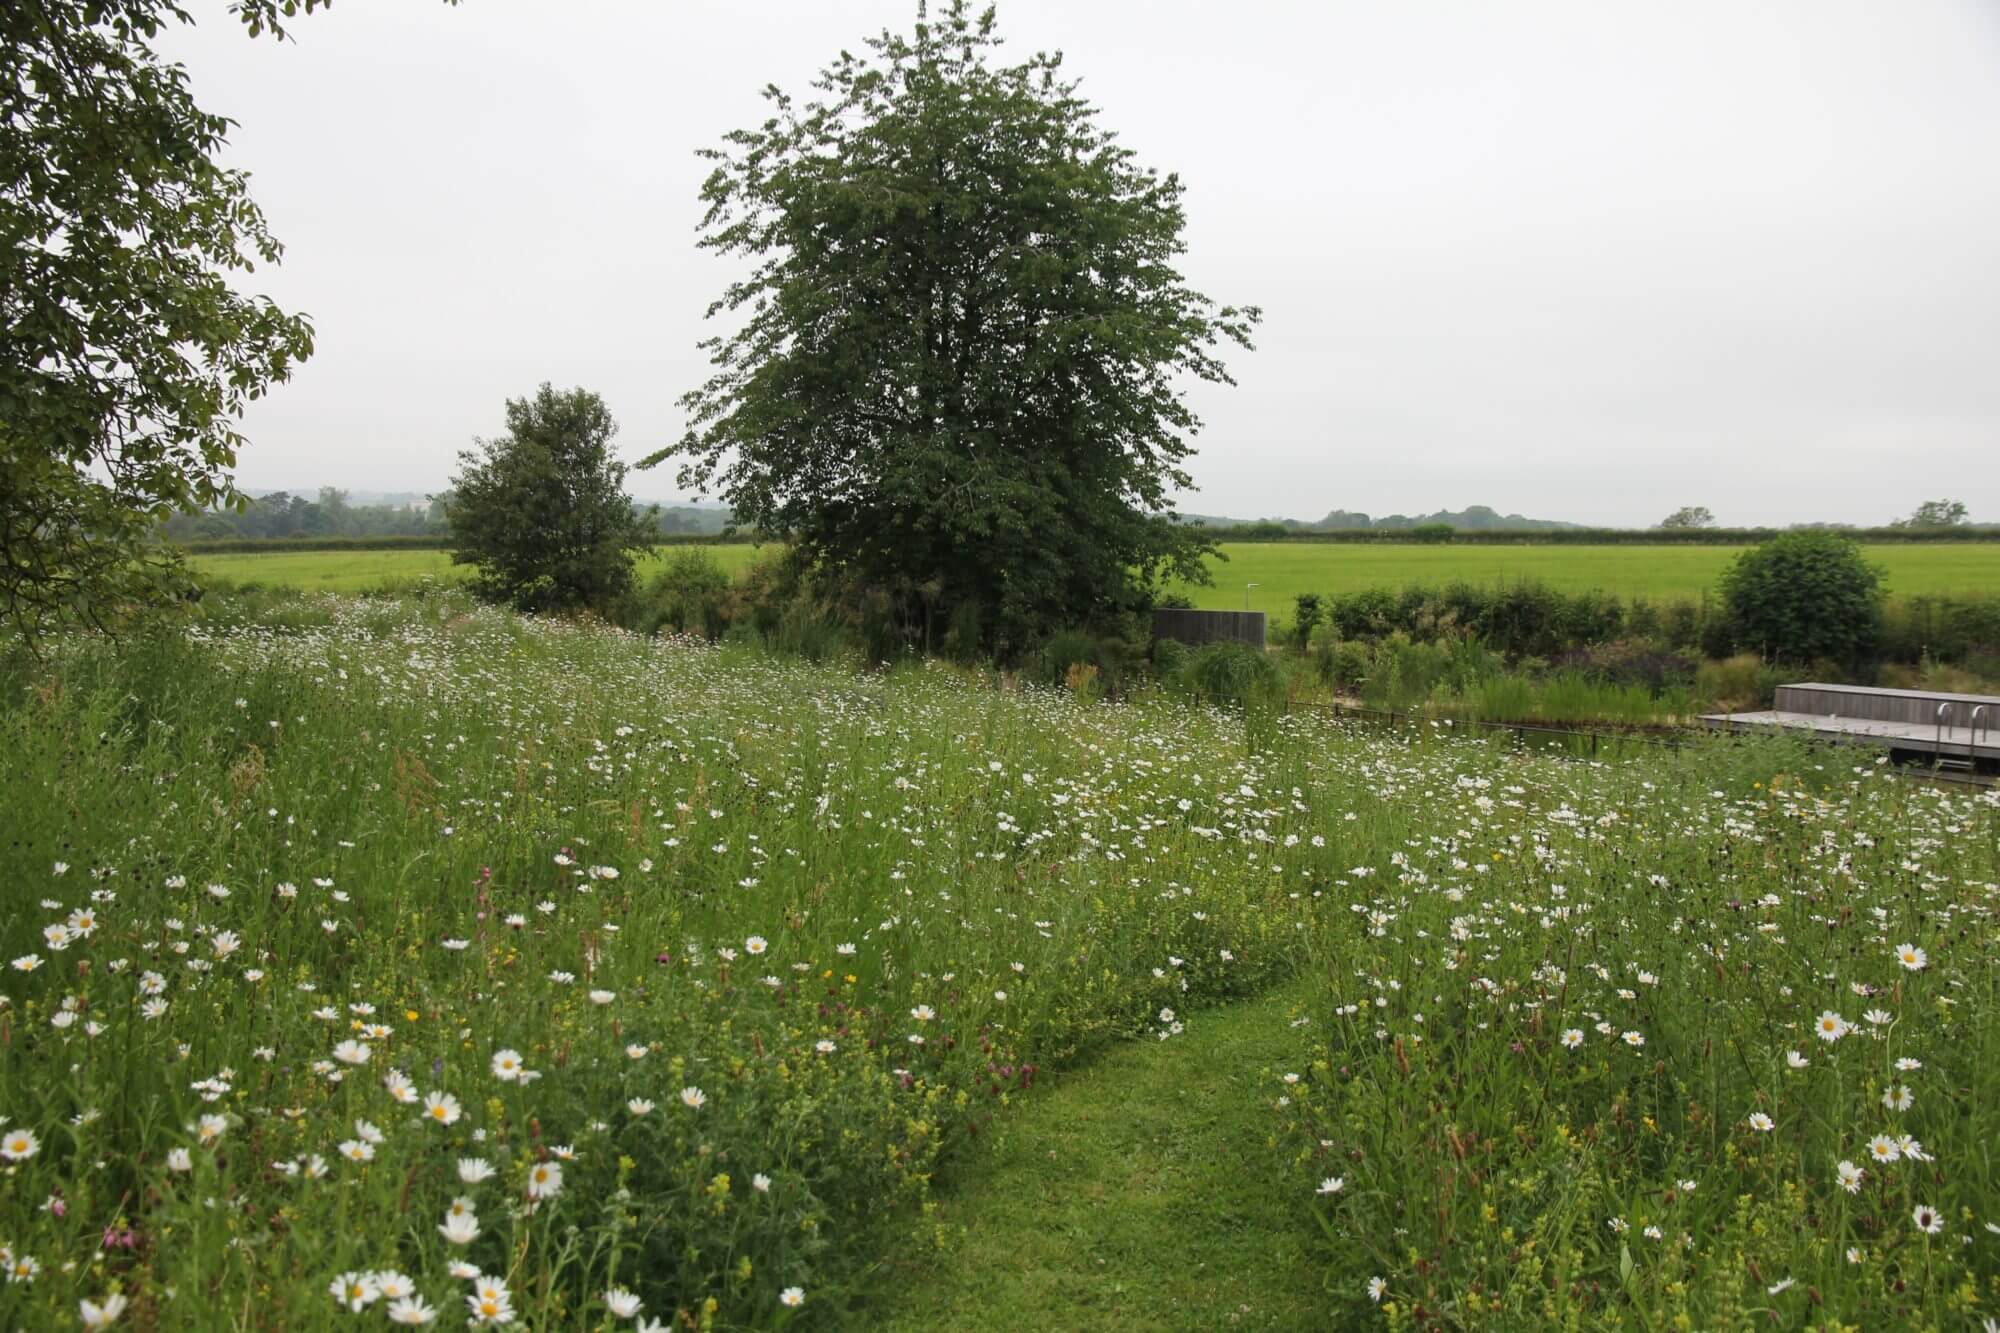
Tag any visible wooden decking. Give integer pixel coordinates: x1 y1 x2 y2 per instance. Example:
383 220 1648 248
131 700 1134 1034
1700 683 2000 763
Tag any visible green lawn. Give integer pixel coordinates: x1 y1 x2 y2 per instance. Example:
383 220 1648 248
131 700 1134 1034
873 981 1322 1331
190 540 2000 608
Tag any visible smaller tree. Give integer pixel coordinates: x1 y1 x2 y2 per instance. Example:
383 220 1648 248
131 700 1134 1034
1292 592 1323 651
446 385 654 614
1891 499 1969 529
1658 505 1715 530
1720 530 1883 665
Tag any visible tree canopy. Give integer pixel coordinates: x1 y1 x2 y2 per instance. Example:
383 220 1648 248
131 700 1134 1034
1891 499 1970 529
445 385 656 614
1720 530 1883 665
1 0 457 646
650 1 1258 656
1657 506 1715 530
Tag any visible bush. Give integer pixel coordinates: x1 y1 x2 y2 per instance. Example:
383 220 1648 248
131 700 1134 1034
1172 641 1283 710
1292 593 1323 651
1411 523 1454 543
1550 639 1698 691
1720 531 1884 664
1035 629 1106 690
628 549 732 638
1314 638 1370 692
1696 653 1783 711
1879 594 2000 666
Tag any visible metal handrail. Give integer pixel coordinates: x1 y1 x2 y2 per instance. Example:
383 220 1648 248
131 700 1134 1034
1972 704 1988 769
1935 701 1956 766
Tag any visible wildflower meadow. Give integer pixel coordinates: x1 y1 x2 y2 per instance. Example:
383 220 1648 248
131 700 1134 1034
2 590 1996 1328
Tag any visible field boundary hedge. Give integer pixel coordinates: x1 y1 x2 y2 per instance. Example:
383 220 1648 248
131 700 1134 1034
177 528 2000 556
1196 525 2000 545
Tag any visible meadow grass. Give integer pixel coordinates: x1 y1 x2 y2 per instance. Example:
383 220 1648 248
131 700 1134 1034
185 541 2000 608
2 590 1996 1328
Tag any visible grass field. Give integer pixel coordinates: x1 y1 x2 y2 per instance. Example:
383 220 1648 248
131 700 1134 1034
188 541 2000 608
187 544 766 594
1175 542 2000 613
2 590 1996 1328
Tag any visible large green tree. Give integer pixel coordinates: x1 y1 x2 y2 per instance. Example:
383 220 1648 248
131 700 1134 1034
1 0 451 645
651 1 1258 656
445 385 656 615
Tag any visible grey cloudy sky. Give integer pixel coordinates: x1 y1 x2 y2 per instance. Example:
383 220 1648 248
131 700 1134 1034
161 0 2000 527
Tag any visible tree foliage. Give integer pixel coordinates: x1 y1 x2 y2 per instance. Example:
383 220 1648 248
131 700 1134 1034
651 1 1258 655
1720 530 1884 665
0 0 459 646
1890 498 1969 529
1658 505 1715 530
445 385 656 614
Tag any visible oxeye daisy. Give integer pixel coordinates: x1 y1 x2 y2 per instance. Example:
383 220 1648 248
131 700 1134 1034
525 1160 563 1200
1 1128 39 1161
423 1091 463 1126
1814 1011 1850 1043
1912 1203 1943 1234
680 1086 707 1110
466 1275 513 1325
1895 943 1927 971
329 1270 381 1312
1747 1112 1775 1132
387 1295 438 1326
490 1049 524 1082
1881 1085 1914 1112
1835 1160 1864 1193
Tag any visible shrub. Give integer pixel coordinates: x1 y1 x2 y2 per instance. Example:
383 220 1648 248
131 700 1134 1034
1696 653 1783 711
1173 641 1283 710
1411 523 1454 543
1292 593 1323 651
629 549 732 638
1719 531 1884 664
1036 629 1106 690
1314 638 1370 692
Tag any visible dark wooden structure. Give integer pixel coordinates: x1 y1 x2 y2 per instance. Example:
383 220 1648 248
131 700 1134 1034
1153 608 1267 650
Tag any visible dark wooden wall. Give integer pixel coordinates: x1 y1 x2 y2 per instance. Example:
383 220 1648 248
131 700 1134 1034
1153 609 1267 649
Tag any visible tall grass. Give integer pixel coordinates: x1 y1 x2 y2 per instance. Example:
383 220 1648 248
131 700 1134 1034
0 592 1994 1328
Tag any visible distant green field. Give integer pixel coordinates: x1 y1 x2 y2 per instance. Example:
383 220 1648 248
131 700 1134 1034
189 541 1998 607
1171 542 2000 615
189 544 768 594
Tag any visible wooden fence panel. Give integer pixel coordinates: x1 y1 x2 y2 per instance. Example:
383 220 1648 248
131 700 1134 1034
1153 609 1267 649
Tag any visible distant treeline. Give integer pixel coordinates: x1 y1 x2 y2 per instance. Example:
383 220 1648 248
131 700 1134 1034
1202 524 2000 545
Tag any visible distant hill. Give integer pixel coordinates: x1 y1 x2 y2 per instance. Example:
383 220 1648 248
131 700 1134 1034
1179 504 1584 532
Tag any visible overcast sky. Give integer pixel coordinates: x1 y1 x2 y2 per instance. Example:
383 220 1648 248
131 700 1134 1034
160 0 2000 527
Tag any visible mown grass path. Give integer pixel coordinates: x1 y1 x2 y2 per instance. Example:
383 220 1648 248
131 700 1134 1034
867 982 1326 1331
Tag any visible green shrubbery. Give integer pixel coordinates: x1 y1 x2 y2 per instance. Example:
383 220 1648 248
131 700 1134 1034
1720 530 1885 665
